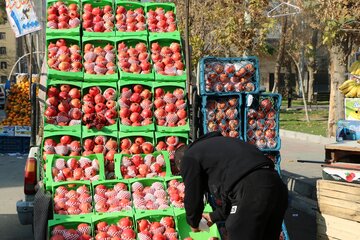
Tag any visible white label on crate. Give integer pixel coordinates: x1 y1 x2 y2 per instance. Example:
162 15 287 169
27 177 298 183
247 95 254 107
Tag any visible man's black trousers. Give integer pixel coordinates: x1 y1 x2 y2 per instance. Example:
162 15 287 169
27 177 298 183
224 168 288 240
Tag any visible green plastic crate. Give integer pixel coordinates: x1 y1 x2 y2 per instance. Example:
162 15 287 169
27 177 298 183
115 1 147 37
114 151 171 180
45 154 105 190
145 2 180 37
44 80 83 132
116 35 154 81
118 80 155 132
46 0 81 37
149 34 186 82
153 82 190 133
175 206 222 240
48 215 93 239
82 82 119 133
92 179 133 215
92 211 135 236
164 175 185 211
82 37 118 82
82 0 115 38
46 36 83 80
52 181 93 220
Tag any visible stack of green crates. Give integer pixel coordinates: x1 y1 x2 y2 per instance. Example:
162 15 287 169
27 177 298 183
43 1 221 239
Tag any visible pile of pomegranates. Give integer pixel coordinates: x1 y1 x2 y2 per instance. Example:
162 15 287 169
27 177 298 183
155 136 186 160
167 179 185 208
117 42 152 74
120 136 154 155
47 39 82 72
153 87 187 127
45 84 82 127
120 153 167 179
205 97 240 137
115 5 146 32
246 97 278 149
204 61 256 93
119 84 153 127
82 3 114 33
53 184 92 215
47 1 80 30
51 156 101 182
137 216 179 240
93 182 132 213
95 217 135 240
82 86 117 130
83 43 117 75
43 135 81 162
151 42 184 76
146 7 177 33
50 223 91 240
131 181 170 210
82 136 117 179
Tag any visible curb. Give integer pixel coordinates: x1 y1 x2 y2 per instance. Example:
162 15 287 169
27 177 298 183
280 129 336 145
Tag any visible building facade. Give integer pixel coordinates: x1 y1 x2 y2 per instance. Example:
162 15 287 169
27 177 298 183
0 21 17 83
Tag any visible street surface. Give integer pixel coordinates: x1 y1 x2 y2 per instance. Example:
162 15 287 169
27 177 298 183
0 136 323 239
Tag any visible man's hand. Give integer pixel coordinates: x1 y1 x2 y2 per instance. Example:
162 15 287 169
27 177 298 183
190 227 200 232
202 213 214 227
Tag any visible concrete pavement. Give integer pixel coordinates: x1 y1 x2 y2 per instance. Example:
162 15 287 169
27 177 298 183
0 154 33 240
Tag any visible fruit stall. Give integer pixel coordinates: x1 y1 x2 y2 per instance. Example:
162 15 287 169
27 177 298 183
0 74 37 153
316 51 360 240
31 1 290 240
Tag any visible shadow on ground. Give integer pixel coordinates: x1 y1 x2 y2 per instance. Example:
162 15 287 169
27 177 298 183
0 214 33 240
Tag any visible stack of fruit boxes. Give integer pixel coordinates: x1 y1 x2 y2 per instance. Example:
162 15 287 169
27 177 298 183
44 1 221 239
198 56 289 240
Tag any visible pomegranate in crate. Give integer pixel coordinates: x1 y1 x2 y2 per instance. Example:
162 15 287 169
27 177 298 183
95 217 135 239
137 216 179 240
154 87 187 127
130 181 170 210
47 1 80 29
83 43 116 75
47 39 82 72
146 7 177 33
115 6 146 32
117 42 151 74
53 184 92 215
45 84 82 127
43 135 81 162
93 182 132 213
82 86 117 130
167 179 185 208
49 223 91 240
120 136 154 155
120 153 166 179
151 42 184 76
82 3 114 33
119 84 153 127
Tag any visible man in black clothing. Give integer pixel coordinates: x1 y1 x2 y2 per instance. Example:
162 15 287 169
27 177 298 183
174 132 288 240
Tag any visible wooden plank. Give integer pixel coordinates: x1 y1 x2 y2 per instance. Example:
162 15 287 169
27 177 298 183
317 180 360 195
317 233 341 240
318 203 360 222
318 188 360 202
325 141 360 152
316 213 360 236
317 225 357 240
318 196 360 213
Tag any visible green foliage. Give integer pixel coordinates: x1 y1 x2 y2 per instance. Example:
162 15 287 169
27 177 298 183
0 2 6 25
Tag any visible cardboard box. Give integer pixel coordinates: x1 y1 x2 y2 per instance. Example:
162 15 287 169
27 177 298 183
14 126 31 137
0 126 15 136
345 98 360 120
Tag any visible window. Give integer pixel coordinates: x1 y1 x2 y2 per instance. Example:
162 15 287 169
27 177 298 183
0 33 5 40
0 62 7 69
0 47 6 55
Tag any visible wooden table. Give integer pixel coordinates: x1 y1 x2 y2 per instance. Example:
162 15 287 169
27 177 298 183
325 141 360 163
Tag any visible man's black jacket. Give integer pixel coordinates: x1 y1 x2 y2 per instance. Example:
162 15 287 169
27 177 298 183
180 132 274 228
